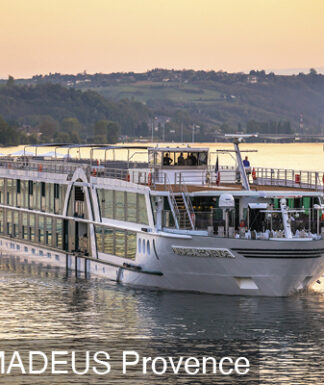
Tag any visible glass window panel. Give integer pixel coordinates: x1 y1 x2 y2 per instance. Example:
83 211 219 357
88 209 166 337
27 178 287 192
7 179 13 205
0 178 4 204
127 192 137 222
13 212 19 238
7 210 12 236
0 208 3 233
29 214 35 241
46 217 52 245
105 190 114 219
95 226 103 252
115 191 125 221
115 230 125 258
56 219 63 248
126 232 136 260
138 194 149 224
103 228 114 254
38 216 44 244
22 213 28 240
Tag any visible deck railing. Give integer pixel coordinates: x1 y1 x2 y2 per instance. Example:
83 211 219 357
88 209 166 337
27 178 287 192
0 158 86 176
0 157 323 192
253 167 324 191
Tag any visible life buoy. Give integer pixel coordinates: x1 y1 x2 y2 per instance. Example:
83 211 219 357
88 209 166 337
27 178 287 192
252 168 256 180
148 172 152 186
126 173 130 182
295 174 300 184
38 164 43 172
92 168 97 176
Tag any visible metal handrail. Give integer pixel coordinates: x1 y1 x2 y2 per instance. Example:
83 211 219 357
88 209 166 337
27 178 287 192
253 167 324 191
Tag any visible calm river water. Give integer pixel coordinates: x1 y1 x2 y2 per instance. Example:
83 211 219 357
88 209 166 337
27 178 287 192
0 142 324 384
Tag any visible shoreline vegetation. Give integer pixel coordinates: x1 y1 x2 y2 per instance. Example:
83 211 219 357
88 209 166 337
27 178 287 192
1 68 324 145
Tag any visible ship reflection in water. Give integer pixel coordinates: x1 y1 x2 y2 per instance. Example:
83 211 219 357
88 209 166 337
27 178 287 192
0 255 324 384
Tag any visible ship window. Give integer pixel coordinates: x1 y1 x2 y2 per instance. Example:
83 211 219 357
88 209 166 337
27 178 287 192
0 208 3 234
16 179 21 194
126 232 136 260
55 255 60 261
46 218 52 246
22 213 28 240
0 178 4 204
56 219 63 249
115 191 126 221
28 180 33 195
32 248 35 254
7 179 13 205
147 240 150 256
6 210 12 236
98 189 114 219
138 238 141 253
47 252 51 258
29 214 35 241
115 230 125 258
127 192 137 222
13 212 19 238
142 239 145 254
138 194 149 225
24 247 28 252
103 228 114 255
38 216 44 244
95 226 103 252
39 250 44 256
54 184 59 199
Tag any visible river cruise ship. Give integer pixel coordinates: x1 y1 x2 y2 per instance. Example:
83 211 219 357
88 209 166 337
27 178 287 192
0 136 324 296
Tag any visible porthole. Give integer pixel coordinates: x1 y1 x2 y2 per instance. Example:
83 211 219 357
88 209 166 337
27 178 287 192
147 240 150 255
142 239 146 254
138 238 141 253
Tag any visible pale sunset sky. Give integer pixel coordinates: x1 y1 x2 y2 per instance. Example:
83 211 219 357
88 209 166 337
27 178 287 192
1 0 323 78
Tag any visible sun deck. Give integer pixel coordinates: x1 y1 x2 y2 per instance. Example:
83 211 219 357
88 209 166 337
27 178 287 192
152 183 321 193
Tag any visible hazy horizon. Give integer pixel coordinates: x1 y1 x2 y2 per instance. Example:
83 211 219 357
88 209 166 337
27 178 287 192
1 0 323 79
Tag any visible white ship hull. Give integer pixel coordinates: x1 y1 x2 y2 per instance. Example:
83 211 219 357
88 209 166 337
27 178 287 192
2 234 324 297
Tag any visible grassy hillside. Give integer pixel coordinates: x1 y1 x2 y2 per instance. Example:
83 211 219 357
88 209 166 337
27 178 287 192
2 69 324 141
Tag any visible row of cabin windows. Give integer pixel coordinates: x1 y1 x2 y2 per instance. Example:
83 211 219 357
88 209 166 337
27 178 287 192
0 208 63 249
95 226 136 260
97 189 149 225
0 178 66 214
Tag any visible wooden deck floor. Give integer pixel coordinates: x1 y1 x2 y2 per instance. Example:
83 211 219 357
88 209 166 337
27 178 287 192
153 183 320 193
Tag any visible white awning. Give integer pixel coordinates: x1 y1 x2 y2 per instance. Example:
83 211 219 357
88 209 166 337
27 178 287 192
248 203 268 209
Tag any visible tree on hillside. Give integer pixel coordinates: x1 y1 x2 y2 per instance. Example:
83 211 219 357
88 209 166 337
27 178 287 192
61 117 82 133
6 75 15 87
94 120 120 144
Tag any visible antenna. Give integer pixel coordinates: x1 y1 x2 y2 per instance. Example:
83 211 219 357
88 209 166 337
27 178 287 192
224 134 258 190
